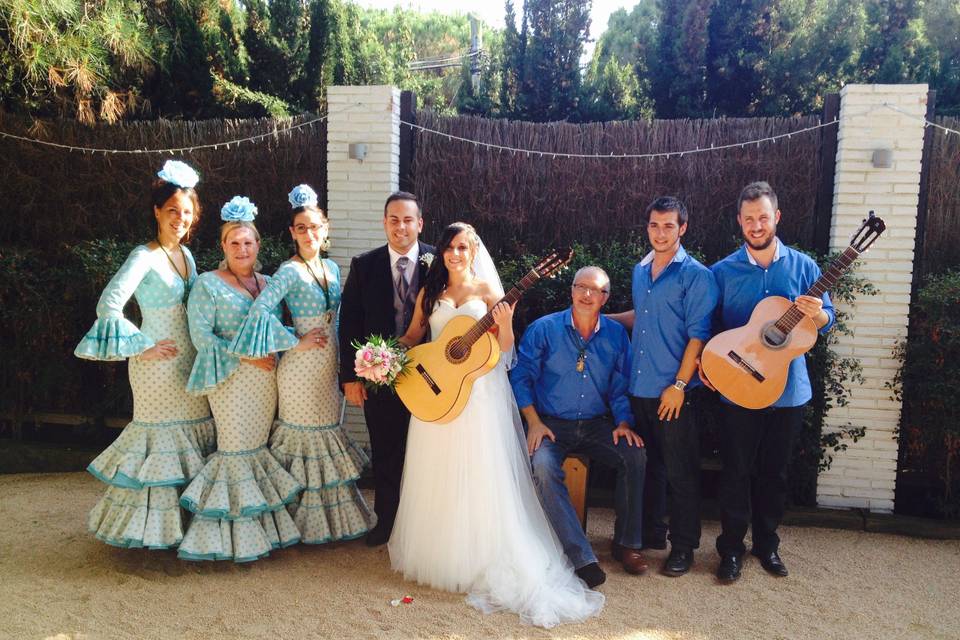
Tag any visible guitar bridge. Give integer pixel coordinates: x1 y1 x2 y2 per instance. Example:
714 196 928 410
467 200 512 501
416 364 442 395
728 351 766 383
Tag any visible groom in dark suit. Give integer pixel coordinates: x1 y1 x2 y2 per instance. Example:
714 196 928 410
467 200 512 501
339 191 434 546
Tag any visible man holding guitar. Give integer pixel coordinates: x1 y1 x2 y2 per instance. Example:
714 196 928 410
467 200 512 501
510 266 647 588
609 196 719 578
339 192 435 547
699 181 834 583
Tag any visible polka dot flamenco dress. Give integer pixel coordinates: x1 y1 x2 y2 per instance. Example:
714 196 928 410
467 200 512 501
75 245 216 549
229 259 372 544
178 272 302 562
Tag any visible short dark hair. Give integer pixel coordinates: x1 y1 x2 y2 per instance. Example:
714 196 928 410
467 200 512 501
644 196 688 226
737 181 778 215
384 191 421 218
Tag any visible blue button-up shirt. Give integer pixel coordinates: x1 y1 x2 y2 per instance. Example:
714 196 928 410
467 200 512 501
629 245 719 398
711 239 836 408
510 308 634 427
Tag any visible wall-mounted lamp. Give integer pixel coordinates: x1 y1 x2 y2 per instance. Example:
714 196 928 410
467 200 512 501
348 143 367 162
871 148 893 169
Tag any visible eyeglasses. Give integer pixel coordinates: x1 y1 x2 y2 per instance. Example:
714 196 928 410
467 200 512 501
293 223 328 235
572 284 609 296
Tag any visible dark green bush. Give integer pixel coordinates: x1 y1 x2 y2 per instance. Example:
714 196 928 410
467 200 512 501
891 269 960 517
1 236 296 424
496 240 645 337
1 244 105 420
5 236 873 501
497 242 875 506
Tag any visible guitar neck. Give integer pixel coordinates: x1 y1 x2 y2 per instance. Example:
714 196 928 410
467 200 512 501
773 246 859 335
459 271 540 347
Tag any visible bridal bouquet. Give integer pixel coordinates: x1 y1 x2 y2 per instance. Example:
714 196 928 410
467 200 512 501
352 335 409 390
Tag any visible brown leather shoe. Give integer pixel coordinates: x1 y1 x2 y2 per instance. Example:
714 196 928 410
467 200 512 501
611 542 649 575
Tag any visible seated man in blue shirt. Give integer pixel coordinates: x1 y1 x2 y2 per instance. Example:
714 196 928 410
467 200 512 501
699 181 835 583
510 266 647 589
609 196 719 578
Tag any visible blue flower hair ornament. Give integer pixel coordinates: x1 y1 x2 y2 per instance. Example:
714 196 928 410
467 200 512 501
221 196 258 222
288 184 318 209
157 160 200 189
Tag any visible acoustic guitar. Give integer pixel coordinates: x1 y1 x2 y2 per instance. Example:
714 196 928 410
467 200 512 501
700 211 885 409
396 249 573 423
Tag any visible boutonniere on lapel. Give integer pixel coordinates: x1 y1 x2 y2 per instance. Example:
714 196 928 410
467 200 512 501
419 253 435 269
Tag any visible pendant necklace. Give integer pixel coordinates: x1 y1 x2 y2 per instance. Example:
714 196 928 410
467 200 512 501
567 325 588 373
299 251 333 323
157 237 190 302
228 266 261 300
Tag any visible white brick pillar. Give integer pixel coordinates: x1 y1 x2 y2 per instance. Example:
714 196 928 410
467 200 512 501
816 84 928 512
326 85 402 447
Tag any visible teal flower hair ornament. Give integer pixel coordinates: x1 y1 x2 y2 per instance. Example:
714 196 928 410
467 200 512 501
157 160 200 189
221 196 258 222
288 184 318 209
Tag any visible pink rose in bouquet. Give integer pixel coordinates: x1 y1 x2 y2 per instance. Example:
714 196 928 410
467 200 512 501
352 335 409 390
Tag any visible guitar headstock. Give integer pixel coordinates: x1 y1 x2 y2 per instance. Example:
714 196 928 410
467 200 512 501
850 210 886 253
532 247 574 280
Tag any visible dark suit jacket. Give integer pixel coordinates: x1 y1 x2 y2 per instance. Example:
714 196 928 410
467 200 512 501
338 241 435 384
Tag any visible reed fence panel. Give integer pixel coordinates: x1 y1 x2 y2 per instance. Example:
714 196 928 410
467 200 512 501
412 111 826 262
0 113 327 248
920 116 960 277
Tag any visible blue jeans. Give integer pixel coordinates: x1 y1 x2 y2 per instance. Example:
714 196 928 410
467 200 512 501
530 415 647 569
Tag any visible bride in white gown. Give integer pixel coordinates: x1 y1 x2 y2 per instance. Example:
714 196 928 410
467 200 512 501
389 222 604 628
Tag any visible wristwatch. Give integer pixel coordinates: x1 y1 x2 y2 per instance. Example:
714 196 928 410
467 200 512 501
673 379 687 392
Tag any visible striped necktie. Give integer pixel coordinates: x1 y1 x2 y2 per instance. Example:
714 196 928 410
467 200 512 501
395 256 414 332
395 256 410 302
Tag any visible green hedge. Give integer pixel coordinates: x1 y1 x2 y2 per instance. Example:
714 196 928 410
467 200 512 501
498 241 875 507
4 237 874 506
892 269 960 517
0 237 294 422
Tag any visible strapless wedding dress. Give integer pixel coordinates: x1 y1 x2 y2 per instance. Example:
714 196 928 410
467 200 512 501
388 299 604 628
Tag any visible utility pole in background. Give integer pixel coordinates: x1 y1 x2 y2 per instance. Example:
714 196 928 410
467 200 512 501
469 14 482 93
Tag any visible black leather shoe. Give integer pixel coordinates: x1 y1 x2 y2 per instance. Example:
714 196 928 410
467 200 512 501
364 525 391 547
716 554 742 583
752 548 789 577
661 549 693 577
574 562 607 588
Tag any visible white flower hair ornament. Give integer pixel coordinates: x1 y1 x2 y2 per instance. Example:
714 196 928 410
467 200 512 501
221 196 258 222
288 184 318 209
157 160 200 189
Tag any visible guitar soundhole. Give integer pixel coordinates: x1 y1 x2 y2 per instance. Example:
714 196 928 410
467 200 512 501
445 339 471 364
760 322 789 349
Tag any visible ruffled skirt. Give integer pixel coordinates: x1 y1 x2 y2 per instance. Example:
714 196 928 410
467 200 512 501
270 315 372 544
178 362 302 561
177 447 302 562
271 421 371 543
85 305 216 549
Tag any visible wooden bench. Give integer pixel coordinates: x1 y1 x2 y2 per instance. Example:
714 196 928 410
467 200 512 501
562 454 590 530
560 454 722 531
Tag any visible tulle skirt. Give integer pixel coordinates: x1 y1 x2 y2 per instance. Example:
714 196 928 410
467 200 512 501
388 362 604 628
